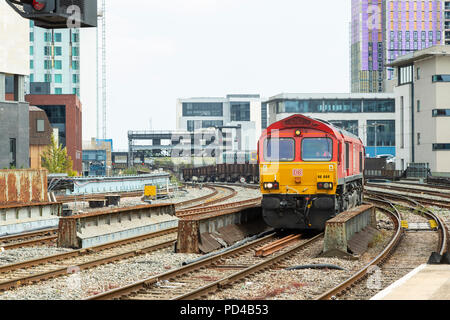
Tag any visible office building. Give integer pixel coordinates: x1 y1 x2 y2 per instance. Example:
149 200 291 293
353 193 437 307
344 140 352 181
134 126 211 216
265 93 397 157
389 45 450 174
176 94 263 152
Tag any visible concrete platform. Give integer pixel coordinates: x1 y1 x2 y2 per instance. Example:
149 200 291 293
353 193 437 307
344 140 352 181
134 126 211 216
57 203 177 248
371 264 450 300
0 202 61 236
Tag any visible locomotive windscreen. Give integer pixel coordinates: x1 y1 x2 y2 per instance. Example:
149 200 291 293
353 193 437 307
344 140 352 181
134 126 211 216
264 138 295 161
301 138 333 161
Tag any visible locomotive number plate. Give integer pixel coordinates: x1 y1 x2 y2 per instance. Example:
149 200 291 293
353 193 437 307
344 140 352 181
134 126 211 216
317 173 332 181
292 169 303 177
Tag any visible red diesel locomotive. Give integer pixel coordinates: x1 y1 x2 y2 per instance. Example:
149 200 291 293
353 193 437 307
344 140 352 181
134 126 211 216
258 114 365 230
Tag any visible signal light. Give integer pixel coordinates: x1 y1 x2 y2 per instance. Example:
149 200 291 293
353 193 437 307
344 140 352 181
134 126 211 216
295 129 302 136
6 0 97 29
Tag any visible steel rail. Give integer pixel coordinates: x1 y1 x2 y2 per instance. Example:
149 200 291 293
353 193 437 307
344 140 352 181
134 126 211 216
1 235 57 250
0 239 175 292
0 228 57 244
172 233 323 300
366 190 448 255
176 197 261 218
316 197 403 300
0 227 177 275
86 233 278 300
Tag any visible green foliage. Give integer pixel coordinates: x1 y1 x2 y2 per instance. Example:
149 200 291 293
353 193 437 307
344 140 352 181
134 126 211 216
41 135 75 175
121 167 138 176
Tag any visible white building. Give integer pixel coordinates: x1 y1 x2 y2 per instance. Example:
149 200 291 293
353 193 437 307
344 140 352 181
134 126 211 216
389 45 450 175
176 94 263 152
265 93 397 158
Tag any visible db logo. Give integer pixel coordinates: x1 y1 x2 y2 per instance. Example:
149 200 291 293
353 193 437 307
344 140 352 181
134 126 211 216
292 169 303 177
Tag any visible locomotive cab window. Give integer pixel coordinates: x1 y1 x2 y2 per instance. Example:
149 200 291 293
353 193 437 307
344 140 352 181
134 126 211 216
264 138 295 161
301 138 333 162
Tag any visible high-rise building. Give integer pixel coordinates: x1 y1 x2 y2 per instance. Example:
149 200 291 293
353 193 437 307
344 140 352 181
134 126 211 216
351 0 450 93
27 21 81 97
351 0 387 93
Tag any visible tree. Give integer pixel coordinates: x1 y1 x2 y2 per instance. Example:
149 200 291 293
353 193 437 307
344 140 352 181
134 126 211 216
41 135 77 176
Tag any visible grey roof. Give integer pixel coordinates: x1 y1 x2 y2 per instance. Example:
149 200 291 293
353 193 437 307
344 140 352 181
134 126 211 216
387 45 450 67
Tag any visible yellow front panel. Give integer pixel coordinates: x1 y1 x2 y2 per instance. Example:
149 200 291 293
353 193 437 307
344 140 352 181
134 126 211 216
260 162 337 195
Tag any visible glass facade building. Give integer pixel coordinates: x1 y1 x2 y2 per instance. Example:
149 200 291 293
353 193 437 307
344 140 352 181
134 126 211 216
266 93 397 157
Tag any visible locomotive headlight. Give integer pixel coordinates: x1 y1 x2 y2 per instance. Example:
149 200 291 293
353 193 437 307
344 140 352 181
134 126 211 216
318 182 333 190
264 182 279 190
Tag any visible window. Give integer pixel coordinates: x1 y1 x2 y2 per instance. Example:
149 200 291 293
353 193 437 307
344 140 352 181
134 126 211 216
30 60 34 69
182 103 223 117
55 74 62 83
432 75 450 82
55 47 62 56
72 47 79 56
72 61 80 70
30 46 34 55
44 74 52 82
201 120 223 128
37 119 45 132
363 99 395 113
44 33 51 42
54 60 62 70
345 143 350 170
432 109 450 117
72 33 80 42
433 144 450 151
54 33 62 42
301 138 333 162
264 138 295 162
44 46 51 56
417 133 421 145
417 100 420 112
416 67 420 80
55 88 63 94
72 74 79 83
329 120 359 136
367 120 396 147
399 65 413 85
30 32 34 42
230 102 250 121
9 138 16 168
44 60 52 70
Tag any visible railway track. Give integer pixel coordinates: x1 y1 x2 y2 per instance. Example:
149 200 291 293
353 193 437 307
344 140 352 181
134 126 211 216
0 185 222 251
315 192 448 300
87 232 327 300
0 227 178 292
0 183 262 295
366 183 450 209
0 228 58 249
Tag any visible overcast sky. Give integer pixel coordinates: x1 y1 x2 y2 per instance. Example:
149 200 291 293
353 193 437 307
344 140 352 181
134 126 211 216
82 0 351 150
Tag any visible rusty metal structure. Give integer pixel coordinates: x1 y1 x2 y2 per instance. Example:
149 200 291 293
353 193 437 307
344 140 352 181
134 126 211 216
0 169 49 205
